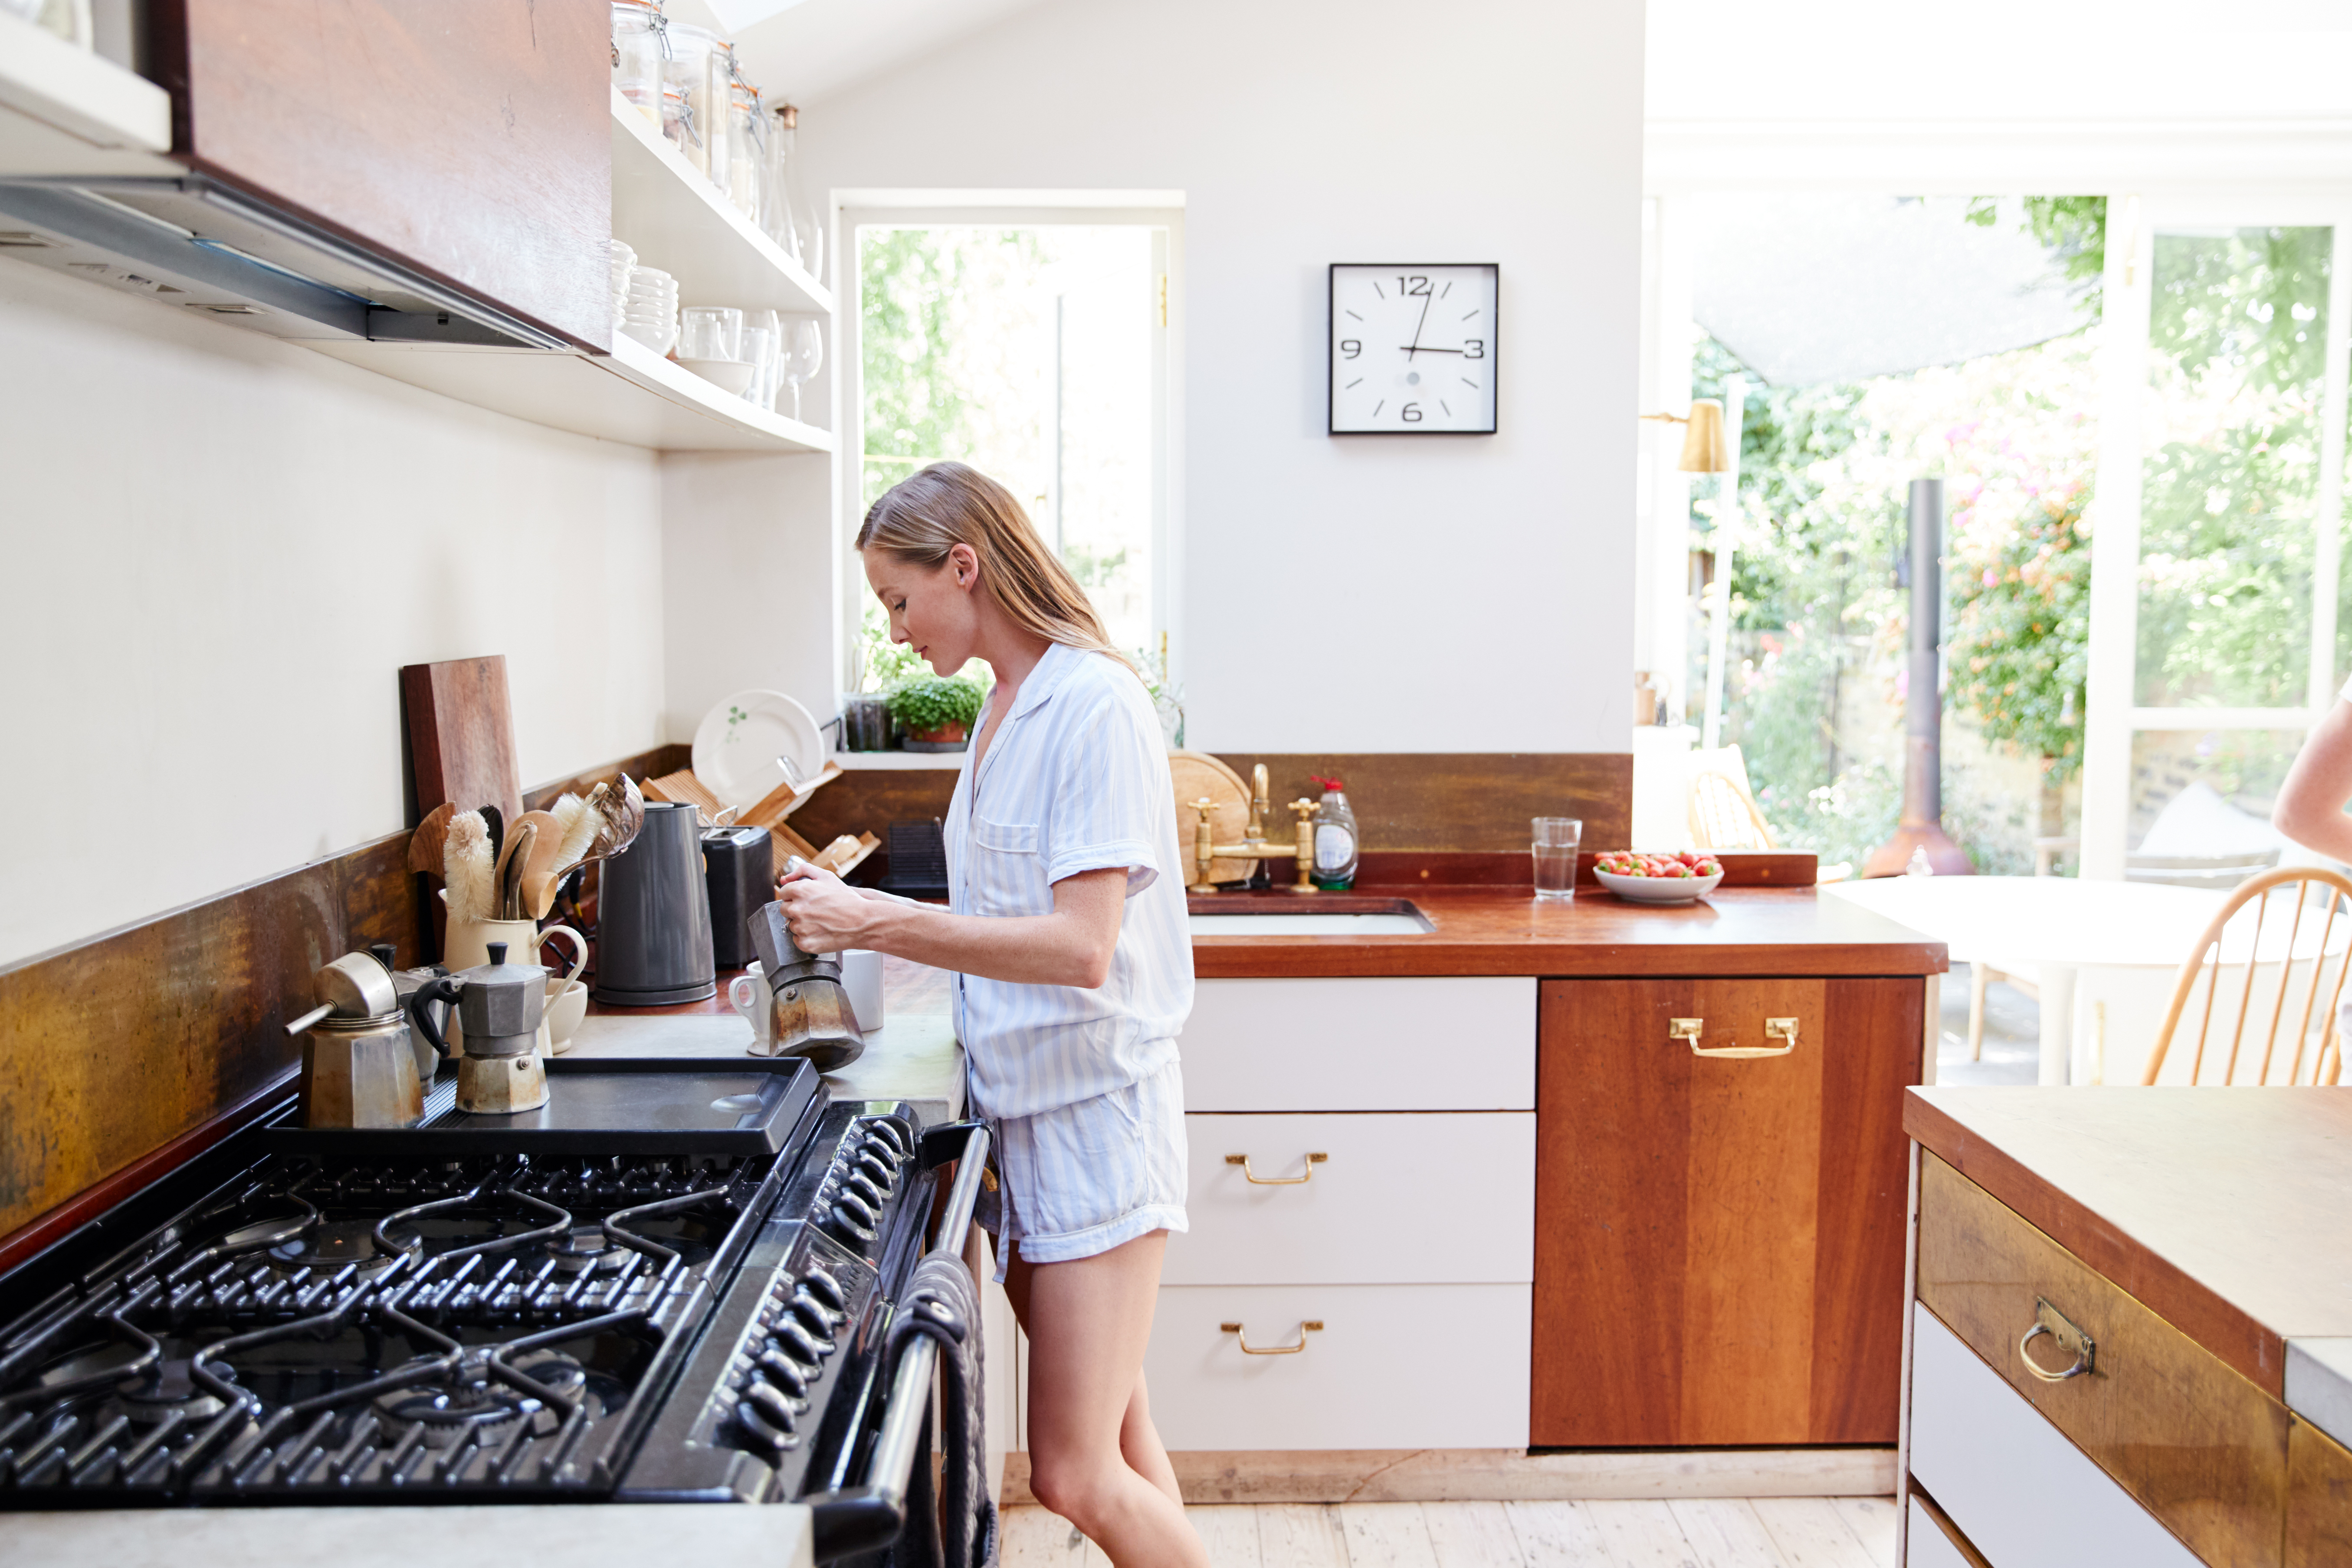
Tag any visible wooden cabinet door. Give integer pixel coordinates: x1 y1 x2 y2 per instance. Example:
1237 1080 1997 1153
1529 975 1919 1446
148 0 610 349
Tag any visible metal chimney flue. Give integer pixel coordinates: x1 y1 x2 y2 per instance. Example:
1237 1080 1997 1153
1864 478 1973 878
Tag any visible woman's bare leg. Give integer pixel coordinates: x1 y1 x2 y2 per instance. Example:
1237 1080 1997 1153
1002 1232 1205 1566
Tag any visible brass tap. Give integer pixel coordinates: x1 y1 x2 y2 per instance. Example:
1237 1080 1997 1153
1189 767 1321 895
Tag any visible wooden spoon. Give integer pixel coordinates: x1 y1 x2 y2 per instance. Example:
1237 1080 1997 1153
510 809 567 920
407 802 456 876
499 821 536 921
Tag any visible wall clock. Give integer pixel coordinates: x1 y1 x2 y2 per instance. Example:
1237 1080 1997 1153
1328 263 1499 435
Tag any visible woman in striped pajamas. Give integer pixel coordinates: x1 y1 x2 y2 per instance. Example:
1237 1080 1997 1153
777 463 1207 1568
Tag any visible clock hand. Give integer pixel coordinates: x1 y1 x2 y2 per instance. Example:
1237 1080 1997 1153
1404 292 1434 359
1398 346 1464 355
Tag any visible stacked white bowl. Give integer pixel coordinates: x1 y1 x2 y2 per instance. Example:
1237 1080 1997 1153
608 239 637 335
621 265 679 356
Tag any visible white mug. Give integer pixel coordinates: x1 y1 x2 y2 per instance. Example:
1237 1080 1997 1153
730 962 776 1054
839 949 884 1034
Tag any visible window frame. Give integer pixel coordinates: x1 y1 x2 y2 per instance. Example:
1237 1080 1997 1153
833 200 1184 694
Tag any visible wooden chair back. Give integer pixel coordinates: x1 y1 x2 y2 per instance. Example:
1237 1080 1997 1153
2145 866 2352 1086
1688 769 1777 853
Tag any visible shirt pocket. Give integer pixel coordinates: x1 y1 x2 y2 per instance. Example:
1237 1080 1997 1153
969 814 1050 917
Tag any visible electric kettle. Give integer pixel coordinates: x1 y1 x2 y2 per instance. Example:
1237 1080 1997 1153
591 799 717 1005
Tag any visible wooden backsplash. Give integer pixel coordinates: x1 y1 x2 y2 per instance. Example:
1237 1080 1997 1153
795 752 1633 859
0 742 684 1256
0 743 1619 1255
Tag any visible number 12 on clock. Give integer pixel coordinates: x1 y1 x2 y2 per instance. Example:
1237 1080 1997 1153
1328 263 1499 435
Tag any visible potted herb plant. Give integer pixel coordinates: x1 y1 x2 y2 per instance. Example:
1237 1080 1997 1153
886 672 988 751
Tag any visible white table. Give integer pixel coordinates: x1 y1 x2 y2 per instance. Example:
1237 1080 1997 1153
1824 877 2229 1085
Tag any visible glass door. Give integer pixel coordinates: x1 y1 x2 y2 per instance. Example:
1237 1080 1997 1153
2080 197 2351 878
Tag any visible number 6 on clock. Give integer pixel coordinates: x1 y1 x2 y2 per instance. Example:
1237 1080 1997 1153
1327 262 1499 435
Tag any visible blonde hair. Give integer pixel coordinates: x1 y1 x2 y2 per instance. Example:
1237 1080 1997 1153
857 462 1135 671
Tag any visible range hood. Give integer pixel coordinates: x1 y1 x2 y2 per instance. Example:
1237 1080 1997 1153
0 174 571 350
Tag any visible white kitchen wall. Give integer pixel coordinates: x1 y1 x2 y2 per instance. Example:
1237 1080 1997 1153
659 451 836 745
773 0 1645 753
0 262 667 968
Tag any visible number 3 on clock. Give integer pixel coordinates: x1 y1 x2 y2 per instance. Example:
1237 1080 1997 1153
1328 263 1498 435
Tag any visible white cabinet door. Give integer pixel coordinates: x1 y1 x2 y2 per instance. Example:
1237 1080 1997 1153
1909 1306 2201 1568
1179 978 1535 1112
1144 1283 1529 1450
1165 1112 1534 1286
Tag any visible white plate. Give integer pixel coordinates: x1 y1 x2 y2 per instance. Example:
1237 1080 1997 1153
694 689 825 811
1593 867 1725 904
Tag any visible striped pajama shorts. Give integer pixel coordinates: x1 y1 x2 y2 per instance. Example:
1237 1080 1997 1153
975 1056 1189 1281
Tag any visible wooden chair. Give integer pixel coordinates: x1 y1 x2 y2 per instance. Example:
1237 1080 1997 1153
1684 747 1851 882
2143 866 2352 1086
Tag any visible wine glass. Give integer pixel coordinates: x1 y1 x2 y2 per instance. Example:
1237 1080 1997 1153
782 318 824 422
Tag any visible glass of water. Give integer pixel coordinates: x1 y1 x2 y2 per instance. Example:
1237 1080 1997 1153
1532 817 1582 900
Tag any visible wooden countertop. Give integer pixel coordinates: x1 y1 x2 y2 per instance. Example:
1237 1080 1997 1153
1905 1087 2352 1399
1190 886 1948 979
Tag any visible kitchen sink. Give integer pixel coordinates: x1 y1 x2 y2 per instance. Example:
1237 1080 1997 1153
1184 896 1433 936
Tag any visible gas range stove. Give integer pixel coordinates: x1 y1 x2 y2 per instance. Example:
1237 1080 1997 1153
0 1065 963 1537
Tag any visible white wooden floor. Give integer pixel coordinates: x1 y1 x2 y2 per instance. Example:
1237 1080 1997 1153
1001 1496 1899 1567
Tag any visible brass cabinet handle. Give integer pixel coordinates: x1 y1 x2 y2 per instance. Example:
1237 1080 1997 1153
2019 1296 2096 1382
1225 1152 1327 1185
1221 1319 1322 1355
1670 1016 1800 1058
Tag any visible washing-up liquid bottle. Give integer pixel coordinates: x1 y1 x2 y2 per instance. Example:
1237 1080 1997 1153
1310 775 1360 891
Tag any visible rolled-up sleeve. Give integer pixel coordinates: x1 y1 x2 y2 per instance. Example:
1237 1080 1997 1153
1045 685 1165 895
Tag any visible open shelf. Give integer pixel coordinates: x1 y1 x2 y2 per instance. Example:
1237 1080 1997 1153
0 13 176 179
312 330 833 453
609 87 832 321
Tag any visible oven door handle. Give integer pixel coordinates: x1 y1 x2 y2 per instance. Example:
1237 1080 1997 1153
807 1119 991 1565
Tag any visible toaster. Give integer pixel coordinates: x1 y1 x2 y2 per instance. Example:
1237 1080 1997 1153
703 825 775 970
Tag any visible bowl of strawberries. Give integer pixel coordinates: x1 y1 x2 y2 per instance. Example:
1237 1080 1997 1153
1592 850 1725 904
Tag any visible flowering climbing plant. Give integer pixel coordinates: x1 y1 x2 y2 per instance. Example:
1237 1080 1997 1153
1947 487 2092 779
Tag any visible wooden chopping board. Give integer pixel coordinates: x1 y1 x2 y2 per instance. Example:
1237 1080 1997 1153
1170 750 1254 885
401 655 525 823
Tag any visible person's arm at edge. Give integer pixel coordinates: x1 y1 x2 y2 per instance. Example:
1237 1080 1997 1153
775 862 1126 989
2273 699 2352 863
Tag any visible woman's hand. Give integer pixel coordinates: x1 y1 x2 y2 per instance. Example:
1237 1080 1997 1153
774 861 873 953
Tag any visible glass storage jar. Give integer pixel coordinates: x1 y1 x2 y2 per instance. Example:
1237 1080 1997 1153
659 21 719 175
726 82 764 221
610 0 665 127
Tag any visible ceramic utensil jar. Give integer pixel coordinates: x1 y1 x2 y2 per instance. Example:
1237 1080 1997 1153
410 942 551 1114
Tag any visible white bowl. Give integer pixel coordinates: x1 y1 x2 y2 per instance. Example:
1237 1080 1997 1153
1593 866 1725 904
619 320 676 354
681 357 756 394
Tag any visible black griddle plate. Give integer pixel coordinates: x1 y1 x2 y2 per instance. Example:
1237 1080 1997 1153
264 1053 823 1158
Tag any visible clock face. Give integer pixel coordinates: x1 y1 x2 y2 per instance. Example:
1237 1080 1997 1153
1328 263 1499 434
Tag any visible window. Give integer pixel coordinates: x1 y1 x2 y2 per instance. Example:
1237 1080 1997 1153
843 208 1176 672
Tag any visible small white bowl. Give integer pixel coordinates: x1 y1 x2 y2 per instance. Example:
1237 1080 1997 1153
544 977 588 1054
681 357 756 394
1594 866 1725 904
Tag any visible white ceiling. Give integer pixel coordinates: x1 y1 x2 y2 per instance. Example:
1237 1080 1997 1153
666 0 1052 107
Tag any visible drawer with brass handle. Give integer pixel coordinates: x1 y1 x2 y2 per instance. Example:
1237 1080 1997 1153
1147 1282 1530 1449
1916 1154 2292 1567
1167 1112 1533 1287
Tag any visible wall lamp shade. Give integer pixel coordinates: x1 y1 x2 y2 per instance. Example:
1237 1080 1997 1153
1676 400 1730 473
1638 400 1732 473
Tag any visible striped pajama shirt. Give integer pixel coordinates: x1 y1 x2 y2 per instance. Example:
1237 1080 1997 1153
944 641 1195 1276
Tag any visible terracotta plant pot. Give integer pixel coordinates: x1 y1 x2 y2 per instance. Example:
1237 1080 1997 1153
905 720 969 751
